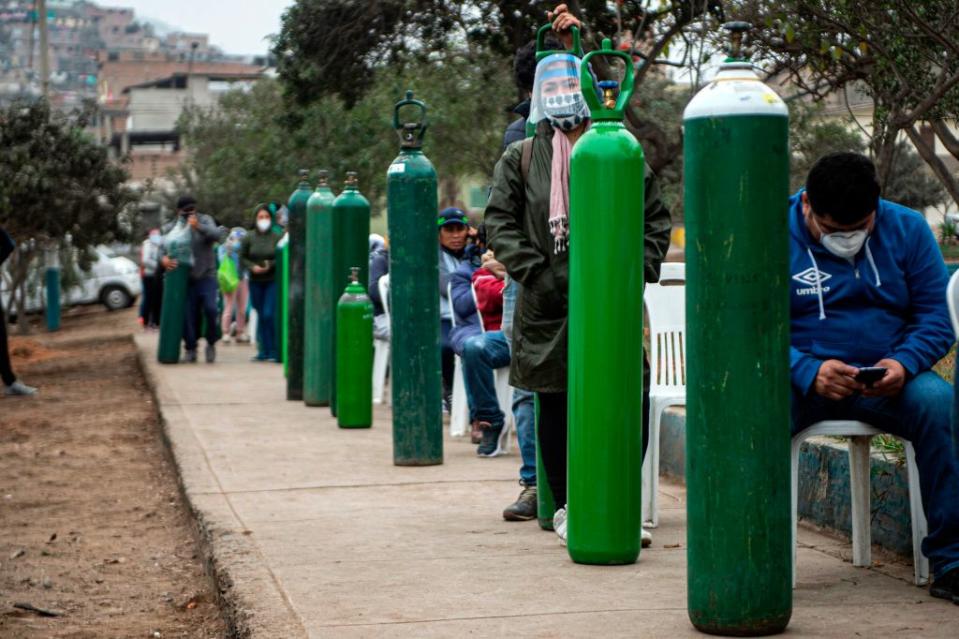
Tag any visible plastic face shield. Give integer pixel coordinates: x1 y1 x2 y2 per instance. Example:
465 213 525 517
529 53 588 129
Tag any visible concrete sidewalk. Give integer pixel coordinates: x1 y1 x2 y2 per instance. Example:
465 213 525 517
135 334 956 638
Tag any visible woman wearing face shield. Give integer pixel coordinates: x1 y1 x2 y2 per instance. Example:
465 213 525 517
485 5 673 546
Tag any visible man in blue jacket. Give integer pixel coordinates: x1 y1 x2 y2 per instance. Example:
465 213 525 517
790 152 958 604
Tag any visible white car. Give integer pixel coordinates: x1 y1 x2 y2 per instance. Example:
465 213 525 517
2 246 142 316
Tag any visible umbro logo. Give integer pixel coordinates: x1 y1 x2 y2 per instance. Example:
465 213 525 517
792 267 831 287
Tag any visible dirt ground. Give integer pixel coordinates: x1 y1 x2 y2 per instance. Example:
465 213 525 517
0 307 226 638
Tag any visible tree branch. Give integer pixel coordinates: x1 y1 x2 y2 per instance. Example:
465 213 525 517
931 119 959 160
904 124 959 208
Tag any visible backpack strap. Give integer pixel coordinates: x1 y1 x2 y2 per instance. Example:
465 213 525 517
520 137 533 184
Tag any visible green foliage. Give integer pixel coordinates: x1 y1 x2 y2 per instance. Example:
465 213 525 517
177 55 514 228
788 101 866 192
883 142 948 212
737 0 959 203
0 99 136 323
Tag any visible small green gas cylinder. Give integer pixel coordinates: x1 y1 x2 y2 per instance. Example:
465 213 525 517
157 219 193 364
567 39 645 566
336 267 374 429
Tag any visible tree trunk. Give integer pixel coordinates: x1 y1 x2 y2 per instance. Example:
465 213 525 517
906 124 959 210
872 121 900 194
931 119 959 161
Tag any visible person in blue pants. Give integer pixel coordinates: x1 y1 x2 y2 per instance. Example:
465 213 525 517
241 205 281 362
788 152 958 604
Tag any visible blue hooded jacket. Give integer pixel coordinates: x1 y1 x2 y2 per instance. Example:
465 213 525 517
789 190 953 394
449 251 483 356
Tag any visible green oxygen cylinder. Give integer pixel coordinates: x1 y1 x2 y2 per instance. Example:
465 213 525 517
304 170 337 407
567 39 645 565
330 172 371 417
44 267 60 331
278 232 289 370
387 90 443 466
683 22 792 635
336 267 374 428
286 170 312 400
157 219 193 364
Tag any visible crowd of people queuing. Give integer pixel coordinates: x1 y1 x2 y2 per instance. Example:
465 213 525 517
2 1 957 607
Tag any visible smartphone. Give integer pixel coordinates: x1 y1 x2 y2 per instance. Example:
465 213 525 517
855 366 888 387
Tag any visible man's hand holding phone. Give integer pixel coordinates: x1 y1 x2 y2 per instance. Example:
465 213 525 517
862 358 905 398
814 359 864 401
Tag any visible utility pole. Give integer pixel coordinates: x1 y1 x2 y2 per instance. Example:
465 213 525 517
37 0 49 98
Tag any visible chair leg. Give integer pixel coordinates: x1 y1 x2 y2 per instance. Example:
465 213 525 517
372 341 389 405
495 371 513 455
905 442 930 586
848 436 873 568
791 436 802 588
643 404 663 528
450 356 469 437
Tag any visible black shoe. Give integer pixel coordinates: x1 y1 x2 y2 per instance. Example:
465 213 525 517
205 344 216 363
930 568 959 604
476 422 503 457
183 349 198 363
442 392 453 415
503 484 537 521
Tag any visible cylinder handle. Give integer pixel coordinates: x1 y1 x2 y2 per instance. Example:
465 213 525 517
392 90 428 149
580 39 635 121
536 23 583 61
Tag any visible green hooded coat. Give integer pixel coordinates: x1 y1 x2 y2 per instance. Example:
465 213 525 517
485 120 672 393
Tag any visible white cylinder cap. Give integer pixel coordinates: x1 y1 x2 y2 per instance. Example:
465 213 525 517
683 62 788 120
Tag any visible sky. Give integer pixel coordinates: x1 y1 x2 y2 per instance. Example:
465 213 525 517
97 0 290 56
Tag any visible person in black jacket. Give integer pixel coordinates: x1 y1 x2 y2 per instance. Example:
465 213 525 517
0 227 38 396
368 234 390 341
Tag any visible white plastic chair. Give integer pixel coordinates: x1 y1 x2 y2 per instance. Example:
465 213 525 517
947 268 959 337
448 282 471 437
372 274 390 405
641 262 686 528
791 420 928 586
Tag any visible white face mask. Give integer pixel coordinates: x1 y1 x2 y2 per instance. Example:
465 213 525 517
813 216 868 259
256 219 271 233
149 234 161 246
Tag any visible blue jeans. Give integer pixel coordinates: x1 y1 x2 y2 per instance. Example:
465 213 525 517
184 276 219 351
502 278 537 485
462 331 511 428
249 280 278 360
791 371 959 580
513 388 536 485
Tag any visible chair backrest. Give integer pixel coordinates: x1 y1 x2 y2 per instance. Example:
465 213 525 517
469 283 486 334
644 263 686 392
948 268 959 339
447 281 456 328
378 274 390 322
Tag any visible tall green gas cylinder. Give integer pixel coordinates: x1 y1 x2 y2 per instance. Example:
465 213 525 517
157 219 193 364
278 232 289 371
330 172 371 417
286 170 312 400
336 267 374 428
567 39 645 565
683 23 791 635
386 91 443 466
304 170 337 407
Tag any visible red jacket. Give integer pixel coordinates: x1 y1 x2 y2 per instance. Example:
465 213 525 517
472 267 505 332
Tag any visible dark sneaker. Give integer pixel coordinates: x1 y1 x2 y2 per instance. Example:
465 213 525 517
442 392 453 415
931 568 959 604
470 420 483 444
183 349 198 363
205 344 216 363
503 484 537 521
476 422 504 457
